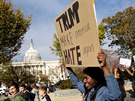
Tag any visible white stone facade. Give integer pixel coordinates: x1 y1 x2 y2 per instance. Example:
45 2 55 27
11 40 68 84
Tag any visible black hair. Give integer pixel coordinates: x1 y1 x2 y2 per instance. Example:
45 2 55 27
83 67 107 87
19 84 26 88
83 67 107 101
8 81 19 89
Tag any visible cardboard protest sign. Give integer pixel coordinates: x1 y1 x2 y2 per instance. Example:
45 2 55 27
119 58 131 68
54 0 100 67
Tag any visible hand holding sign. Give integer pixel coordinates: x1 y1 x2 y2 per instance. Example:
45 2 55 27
97 49 107 68
97 49 111 75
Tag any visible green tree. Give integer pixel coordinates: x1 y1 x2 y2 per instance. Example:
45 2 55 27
102 6 135 57
98 23 106 45
50 34 63 61
0 0 31 64
55 67 84 89
0 64 36 85
57 79 74 89
39 74 50 83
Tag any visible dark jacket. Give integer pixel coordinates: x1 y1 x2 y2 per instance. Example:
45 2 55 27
41 94 51 101
22 90 35 101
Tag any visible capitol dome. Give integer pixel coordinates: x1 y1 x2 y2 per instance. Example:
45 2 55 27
24 40 41 62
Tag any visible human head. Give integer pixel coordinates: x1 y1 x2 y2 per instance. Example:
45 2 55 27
83 67 106 90
31 83 38 89
39 85 47 97
131 65 135 71
25 84 32 92
8 81 19 96
19 84 26 93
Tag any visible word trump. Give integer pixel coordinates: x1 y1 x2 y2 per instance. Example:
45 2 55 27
63 45 82 65
56 1 80 33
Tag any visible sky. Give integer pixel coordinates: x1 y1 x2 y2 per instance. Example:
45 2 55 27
11 0 135 61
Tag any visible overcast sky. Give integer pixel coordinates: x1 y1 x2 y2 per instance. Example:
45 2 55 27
11 0 135 61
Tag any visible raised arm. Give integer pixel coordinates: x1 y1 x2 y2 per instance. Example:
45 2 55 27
66 67 85 94
97 49 121 100
97 49 111 75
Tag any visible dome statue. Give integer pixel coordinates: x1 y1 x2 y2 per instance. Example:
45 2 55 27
24 39 41 62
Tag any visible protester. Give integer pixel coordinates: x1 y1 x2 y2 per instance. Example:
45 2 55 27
19 84 35 101
126 65 135 97
19 84 26 93
131 66 135 95
7 81 26 101
66 49 121 101
31 83 40 101
39 85 51 101
47 82 53 93
113 67 126 101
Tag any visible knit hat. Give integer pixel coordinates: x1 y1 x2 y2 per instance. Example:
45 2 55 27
83 67 106 86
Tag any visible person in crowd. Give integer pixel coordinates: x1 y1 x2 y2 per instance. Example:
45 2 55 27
113 67 126 101
66 49 121 101
39 85 51 101
31 83 40 101
19 84 26 93
126 65 135 97
19 84 35 101
7 81 26 101
131 66 135 93
47 82 53 93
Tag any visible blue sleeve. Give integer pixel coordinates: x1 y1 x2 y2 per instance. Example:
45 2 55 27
69 72 86 94
104 73 121 100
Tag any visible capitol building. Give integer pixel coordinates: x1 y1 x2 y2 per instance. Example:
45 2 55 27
11 40 68 84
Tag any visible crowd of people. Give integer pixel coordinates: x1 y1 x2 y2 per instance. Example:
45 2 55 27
66 49 121 101
2 49 135 101
66 49 135 101
4 82 51 101
113 64 135 100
